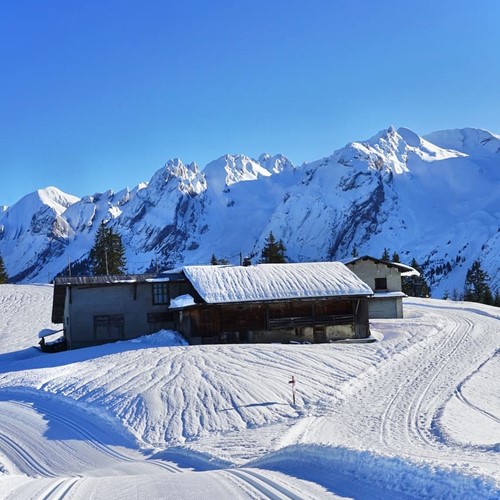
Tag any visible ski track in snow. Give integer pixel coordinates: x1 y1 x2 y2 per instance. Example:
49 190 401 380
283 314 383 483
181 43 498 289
222 468 311 500
0 285 498 498
454 359 500 426
270 299 500 496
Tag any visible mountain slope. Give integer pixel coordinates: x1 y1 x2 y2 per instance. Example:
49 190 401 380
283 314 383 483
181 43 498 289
0 127 498 296
0 286 498 498
255 126 499 296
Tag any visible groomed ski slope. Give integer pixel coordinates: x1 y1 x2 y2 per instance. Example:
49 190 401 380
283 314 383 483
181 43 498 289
0 284 498 499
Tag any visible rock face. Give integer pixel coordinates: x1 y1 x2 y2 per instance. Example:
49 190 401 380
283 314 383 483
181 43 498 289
1 126 499 297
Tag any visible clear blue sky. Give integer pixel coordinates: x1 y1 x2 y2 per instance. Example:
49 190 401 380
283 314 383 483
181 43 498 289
1 0 499 206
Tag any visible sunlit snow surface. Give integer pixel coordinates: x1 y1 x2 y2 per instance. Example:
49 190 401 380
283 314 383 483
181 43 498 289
183 262 372 304
0 284 498 499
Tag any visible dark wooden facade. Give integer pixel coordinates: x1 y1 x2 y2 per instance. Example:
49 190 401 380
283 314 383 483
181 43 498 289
176 297 370 344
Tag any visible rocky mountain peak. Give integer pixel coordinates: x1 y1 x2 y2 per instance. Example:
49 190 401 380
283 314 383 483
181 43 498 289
258 153 295 174
148 159 207 197
203 154 273 191
0 127 498 297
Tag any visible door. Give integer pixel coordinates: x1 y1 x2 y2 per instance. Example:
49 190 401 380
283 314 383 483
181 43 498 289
313 326 327 343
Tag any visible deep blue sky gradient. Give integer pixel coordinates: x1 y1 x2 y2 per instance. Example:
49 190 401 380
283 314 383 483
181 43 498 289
1 0 499 205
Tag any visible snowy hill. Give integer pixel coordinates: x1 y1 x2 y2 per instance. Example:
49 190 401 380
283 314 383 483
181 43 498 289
0 285 498 498
0 127 498 297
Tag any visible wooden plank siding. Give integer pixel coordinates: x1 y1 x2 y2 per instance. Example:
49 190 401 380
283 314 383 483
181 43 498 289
178 298 366 344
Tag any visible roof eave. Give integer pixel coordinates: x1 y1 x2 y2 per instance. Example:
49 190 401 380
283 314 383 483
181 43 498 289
200 293 373 306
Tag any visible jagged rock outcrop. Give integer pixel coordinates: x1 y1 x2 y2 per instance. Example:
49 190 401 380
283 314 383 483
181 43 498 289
0 127 498 297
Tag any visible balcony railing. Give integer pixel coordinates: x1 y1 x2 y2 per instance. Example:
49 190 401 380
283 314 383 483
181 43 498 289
269 314 354 330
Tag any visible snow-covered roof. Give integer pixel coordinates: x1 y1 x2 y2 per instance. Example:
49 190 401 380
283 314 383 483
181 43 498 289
344 255 420 276
53 271 185 287
372 291 407 298
38 328 63 339
182 262 373 304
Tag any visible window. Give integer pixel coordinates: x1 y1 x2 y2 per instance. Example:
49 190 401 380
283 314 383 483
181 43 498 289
375 277 388 291
94 314 124 339
152 283 169 305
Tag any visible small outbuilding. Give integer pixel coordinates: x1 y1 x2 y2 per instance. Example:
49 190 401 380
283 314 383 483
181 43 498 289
51 262 373 349
344 255 419 318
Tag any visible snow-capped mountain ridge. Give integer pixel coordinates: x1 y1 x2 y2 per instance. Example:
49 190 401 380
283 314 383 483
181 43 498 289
424 127 500 156
1 126 498 296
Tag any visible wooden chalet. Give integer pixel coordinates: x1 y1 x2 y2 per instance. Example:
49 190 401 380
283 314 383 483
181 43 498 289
173 262 373 344
51 262 373 350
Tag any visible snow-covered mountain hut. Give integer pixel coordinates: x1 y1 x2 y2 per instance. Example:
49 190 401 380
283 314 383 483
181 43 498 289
51 262 373 349
173 262 373 344
344 255 419 318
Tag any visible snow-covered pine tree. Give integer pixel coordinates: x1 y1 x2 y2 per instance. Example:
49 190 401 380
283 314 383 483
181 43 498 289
89 222 127 275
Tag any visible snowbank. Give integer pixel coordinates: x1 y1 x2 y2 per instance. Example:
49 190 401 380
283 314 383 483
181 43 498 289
252 444 499 500
0 286 498 498
129 329 188 346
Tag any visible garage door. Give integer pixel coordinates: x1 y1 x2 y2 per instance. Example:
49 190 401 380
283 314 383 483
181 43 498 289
369 298 398 319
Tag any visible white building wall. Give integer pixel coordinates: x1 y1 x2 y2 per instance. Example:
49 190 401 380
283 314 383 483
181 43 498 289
347 259 405 319
346 260 402 292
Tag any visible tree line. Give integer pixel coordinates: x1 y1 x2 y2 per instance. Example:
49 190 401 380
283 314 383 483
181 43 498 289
210 231 287 266
0 228 498 307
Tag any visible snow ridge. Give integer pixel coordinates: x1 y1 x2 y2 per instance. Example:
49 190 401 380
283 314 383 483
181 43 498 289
0 127 499 298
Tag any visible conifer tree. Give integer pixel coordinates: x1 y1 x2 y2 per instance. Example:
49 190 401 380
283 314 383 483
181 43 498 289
391 251 400 263
89 222 127 275
402 258 430 297
210 254 229 265
381 248 390 261
0 254 8 284
494 289 500 308
464 259 491 304
259 231 287 263
351 246 359 258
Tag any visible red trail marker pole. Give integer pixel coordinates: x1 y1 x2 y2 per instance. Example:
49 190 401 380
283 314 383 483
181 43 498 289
288 375 296 405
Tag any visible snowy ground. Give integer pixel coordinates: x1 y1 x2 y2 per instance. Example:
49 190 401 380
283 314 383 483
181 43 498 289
0 284 498 499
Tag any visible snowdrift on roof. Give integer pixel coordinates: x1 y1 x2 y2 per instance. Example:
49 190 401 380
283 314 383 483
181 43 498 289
182 262 373 304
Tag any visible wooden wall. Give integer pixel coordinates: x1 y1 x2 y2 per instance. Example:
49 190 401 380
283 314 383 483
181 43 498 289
178 298 369 344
